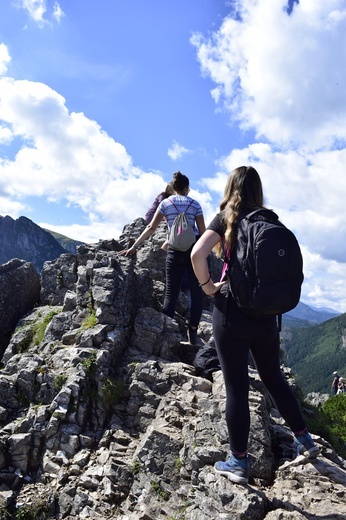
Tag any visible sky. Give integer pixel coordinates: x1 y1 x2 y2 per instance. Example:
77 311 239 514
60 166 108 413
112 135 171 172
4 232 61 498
0 0 346 313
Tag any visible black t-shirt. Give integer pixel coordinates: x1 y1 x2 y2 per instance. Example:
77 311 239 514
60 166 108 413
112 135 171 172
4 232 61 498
207 211 229 282
207 211 226 237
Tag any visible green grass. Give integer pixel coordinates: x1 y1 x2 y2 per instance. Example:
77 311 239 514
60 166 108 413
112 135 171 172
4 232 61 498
17 309 61 353
80 308 97 331
32 310 61 346
150 480 170 501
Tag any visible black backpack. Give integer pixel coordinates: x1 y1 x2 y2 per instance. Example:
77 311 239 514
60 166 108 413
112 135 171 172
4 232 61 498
226 208 303 327
193 337 220 380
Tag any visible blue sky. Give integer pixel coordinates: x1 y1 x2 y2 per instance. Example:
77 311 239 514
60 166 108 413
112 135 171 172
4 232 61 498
1 0 346 313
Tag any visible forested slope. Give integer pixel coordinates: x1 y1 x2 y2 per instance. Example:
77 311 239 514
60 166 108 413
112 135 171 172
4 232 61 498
283 313 346 395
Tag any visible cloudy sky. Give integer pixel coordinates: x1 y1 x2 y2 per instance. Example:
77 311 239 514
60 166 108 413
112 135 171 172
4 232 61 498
1 0 346 313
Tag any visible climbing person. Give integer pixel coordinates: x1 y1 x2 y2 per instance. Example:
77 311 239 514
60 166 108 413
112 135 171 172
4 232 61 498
120 171 206 345
191 165 320 485
145 183 174 224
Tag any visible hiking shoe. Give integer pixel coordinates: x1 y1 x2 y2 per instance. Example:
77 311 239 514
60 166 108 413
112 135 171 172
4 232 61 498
294 432 320 459
214 455 249 484
187 327 198 346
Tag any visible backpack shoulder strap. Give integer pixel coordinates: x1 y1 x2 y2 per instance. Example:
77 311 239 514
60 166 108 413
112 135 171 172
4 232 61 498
185 199 194 212
169 198 194 214
168 198 179 212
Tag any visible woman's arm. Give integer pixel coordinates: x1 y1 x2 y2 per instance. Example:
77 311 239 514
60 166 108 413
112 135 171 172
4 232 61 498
191 229 226 296
120 209 164 256
195 214 206 236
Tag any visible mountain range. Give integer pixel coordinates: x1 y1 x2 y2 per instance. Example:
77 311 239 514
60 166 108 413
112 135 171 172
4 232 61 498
0 215 83 272
285 301 340 324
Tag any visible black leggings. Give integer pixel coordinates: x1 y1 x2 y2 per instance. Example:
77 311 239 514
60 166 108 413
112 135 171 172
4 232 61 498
213 288 306 454
162 247 203 328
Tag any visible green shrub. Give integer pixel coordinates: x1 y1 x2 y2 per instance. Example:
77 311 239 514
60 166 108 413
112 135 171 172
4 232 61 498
102 378 125 409
322 394 346 444
175 457 182 472
132 459 140 475
81 351 99 399
54 374 68 390
304 395 346 459
15 502 49 520
82 350 97 376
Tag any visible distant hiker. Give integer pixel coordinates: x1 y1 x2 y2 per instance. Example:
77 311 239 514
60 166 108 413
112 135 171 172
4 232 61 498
337 377 346 395
191 165 320 485
145 183 174 224
120 171 206 345
331 371 340 395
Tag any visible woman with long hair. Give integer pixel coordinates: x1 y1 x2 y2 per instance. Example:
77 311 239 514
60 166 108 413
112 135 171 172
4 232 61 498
191 166 319 484
121 171 206 345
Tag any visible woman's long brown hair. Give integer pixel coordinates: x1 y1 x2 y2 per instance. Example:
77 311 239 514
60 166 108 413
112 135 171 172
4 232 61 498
214 166 264 257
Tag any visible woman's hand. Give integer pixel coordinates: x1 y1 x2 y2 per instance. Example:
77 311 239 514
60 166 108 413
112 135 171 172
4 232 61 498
119 246 137 256
119 210 164 257
202 280 227 297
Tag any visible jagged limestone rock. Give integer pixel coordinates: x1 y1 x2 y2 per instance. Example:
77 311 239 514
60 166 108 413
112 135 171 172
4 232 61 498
0 221 345 519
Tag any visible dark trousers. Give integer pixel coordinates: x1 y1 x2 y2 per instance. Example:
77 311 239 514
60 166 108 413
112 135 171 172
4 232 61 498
162 247 203 328
213 288 306 454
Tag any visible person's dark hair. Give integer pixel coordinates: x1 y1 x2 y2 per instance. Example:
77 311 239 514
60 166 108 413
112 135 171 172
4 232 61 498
172 171 189 193
162 183 174 198
215 166 264 257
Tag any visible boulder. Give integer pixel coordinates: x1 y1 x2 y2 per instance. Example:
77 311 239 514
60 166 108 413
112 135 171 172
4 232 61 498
0 259 40 359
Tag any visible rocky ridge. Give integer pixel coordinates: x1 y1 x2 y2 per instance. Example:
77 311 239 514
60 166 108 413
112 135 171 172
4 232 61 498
0 218 345 519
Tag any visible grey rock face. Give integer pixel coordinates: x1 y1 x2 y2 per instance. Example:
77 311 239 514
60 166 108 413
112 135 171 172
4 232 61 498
0 215 68 272
0 220 345 519
0 258 41 359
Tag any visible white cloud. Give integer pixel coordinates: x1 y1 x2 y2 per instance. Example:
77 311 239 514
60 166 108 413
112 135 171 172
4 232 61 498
21 0 47 24
168 140 190 161
200 141 346 312
0 66 168 243
19 0 64 26
0 196 26 217
53 1 64 23
0 44 11 76
191 0 346 150
300 246 346 313
0 125 13 143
